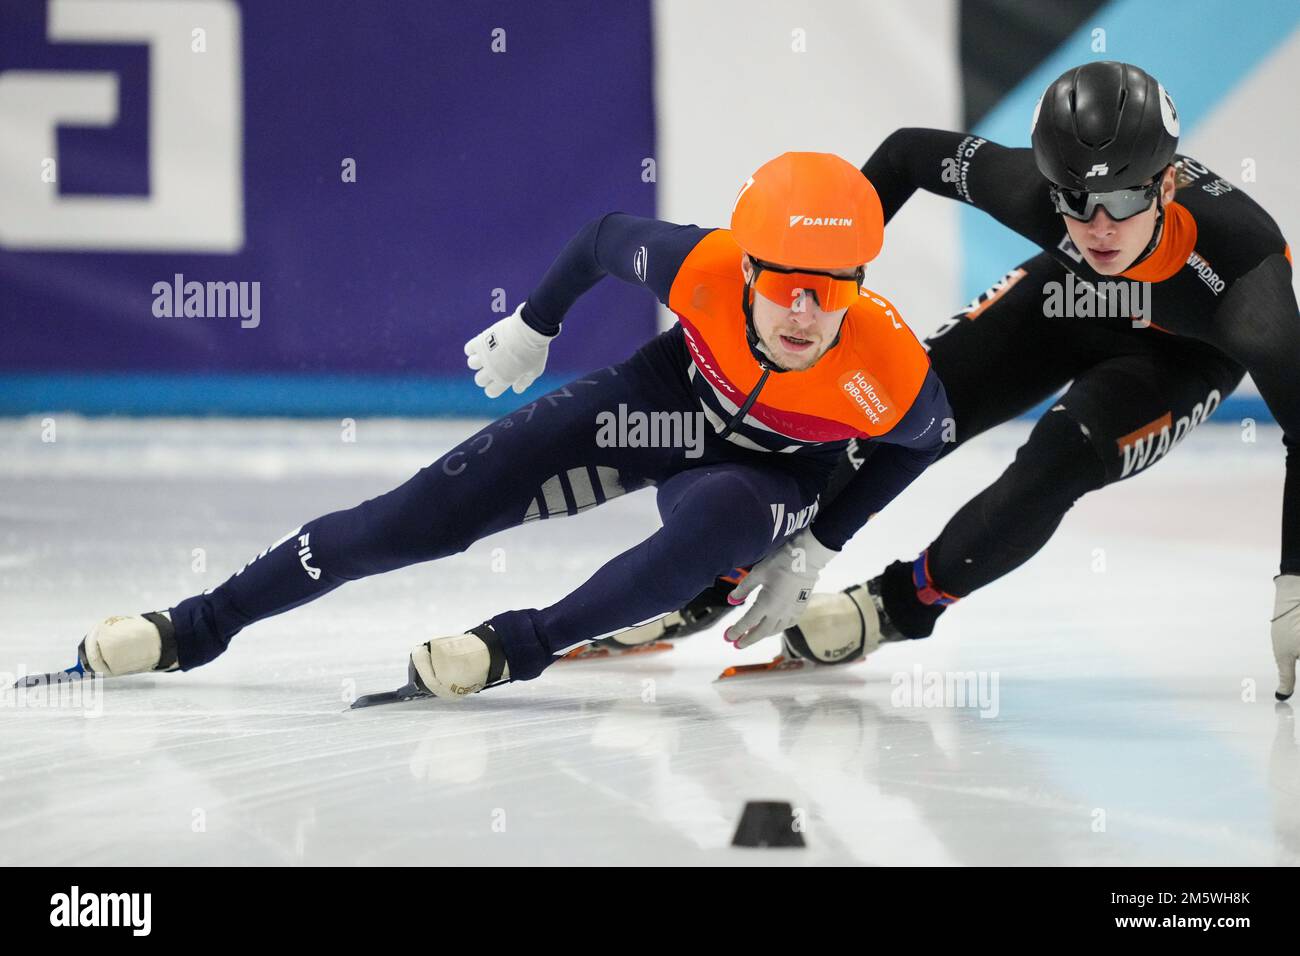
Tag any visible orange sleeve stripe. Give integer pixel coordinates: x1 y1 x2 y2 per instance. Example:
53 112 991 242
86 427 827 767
965 267 1029 319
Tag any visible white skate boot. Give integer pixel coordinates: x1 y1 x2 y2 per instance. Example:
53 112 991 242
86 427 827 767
14 611 177 689
409 624 510 699
350 624 514 709
781 578 911 665
15 613 178 686
717 578 903 680
80 611 179 677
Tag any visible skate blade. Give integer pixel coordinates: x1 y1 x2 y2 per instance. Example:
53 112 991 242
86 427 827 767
349 676 511 709
559 640 675 662
715 655 805 681
350 680 433 709
14 660 86 688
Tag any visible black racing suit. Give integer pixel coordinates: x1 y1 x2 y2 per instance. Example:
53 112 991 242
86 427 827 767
859 129 1296 638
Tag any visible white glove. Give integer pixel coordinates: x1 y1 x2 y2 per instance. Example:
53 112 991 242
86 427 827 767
1273 574 1300 700
464 303 552 398
724 529 837 649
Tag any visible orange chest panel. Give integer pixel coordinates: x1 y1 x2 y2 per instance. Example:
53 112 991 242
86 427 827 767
667 229 931 441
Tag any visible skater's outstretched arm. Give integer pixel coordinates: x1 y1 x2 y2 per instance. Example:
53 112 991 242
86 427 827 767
861 127 1060 247
521 214 713 335
465 215 713 397
1206 252 1300 698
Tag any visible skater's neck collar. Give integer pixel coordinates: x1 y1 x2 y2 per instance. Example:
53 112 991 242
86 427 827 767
1119 202 1197 284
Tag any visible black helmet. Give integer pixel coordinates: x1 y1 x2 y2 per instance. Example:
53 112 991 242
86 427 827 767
1031 61 1179 192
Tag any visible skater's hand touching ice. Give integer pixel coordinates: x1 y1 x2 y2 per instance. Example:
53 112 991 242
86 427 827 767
1273 574 1300 700
464 303 552 398
724 530 836 649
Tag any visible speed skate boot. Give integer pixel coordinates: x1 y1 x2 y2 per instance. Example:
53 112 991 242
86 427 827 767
781 576 906 665
562 570 747 661
17 611 178 688
350 623 512 709
82 612 179 676
716 576 912 681
408 623 510 699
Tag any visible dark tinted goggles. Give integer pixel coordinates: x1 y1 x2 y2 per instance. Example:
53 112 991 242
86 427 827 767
1049 179 1161 222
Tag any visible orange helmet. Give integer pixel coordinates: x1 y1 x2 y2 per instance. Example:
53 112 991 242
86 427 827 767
730 151 885 270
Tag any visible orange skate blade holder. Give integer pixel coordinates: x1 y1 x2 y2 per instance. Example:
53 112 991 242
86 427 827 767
560 640 675 662
716 654 805 681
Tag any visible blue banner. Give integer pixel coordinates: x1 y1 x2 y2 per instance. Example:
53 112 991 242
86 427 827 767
0 0 657 413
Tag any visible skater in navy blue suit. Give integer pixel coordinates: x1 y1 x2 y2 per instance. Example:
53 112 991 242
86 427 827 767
50 153 950 701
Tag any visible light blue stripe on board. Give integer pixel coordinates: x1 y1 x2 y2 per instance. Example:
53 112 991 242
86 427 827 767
0 373 1276 422
0 372 569 417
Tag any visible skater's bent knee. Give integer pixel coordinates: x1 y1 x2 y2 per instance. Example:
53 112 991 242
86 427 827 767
657 475 783 570
1010 407 1107 507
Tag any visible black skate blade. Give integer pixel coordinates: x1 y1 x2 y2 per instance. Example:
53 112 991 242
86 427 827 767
14 660 86 689
348 676 511 710
349 679 433 709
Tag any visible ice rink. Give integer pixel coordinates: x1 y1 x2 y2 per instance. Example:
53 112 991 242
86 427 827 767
2 415 1296 866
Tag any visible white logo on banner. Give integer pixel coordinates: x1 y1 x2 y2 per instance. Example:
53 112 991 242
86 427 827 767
0 0 244 251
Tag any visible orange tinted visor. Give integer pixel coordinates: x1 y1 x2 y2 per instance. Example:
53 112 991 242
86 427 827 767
753 267 862 312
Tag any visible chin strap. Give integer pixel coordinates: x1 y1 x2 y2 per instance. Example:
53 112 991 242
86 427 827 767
1125 195 1167 271
1121 169 1175 271
742 275 789 372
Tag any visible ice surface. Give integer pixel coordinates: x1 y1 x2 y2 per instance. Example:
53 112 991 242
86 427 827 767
1 416 1295 865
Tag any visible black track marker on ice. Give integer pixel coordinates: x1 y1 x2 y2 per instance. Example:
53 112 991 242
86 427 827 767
731 801 805 848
